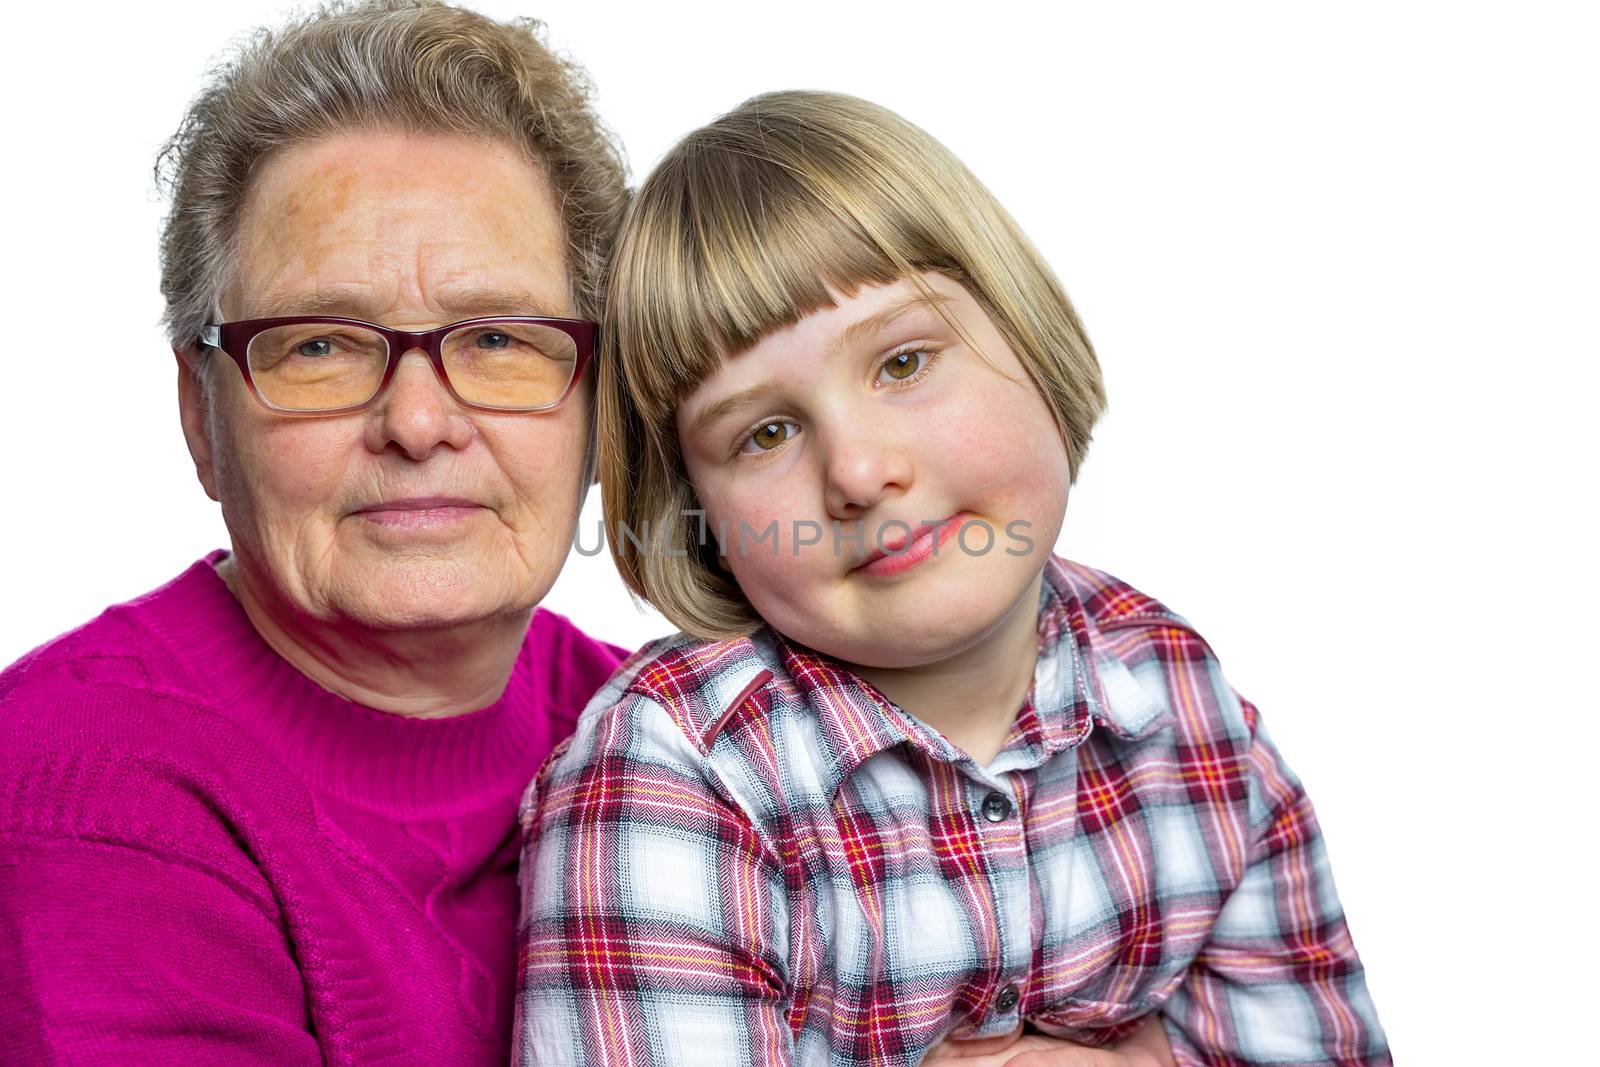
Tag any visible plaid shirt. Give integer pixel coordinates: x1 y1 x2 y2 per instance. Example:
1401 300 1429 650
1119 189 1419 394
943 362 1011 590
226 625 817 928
517 558 1389 1066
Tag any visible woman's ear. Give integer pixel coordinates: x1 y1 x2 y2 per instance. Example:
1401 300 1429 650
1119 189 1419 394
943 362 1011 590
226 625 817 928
175 347 221 503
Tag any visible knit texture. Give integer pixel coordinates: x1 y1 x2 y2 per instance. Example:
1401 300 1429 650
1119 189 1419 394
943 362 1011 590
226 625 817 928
0 553 625 1064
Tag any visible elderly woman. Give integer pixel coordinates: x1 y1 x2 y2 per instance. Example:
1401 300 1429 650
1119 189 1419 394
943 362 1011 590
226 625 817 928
0 3 626 1062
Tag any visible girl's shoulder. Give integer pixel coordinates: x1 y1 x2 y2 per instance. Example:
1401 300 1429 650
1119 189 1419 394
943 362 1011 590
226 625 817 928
1044 556 1221 675
535 627 869 838
1046 556 1194 633
569 629 789 755
1044 555 1264 751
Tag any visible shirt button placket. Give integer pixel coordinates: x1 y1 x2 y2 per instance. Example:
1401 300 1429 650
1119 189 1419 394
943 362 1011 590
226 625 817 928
975 783 1026 1029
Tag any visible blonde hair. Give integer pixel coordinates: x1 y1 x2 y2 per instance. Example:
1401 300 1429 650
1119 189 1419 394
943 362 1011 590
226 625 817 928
601 90 1104 639
157 0 627 351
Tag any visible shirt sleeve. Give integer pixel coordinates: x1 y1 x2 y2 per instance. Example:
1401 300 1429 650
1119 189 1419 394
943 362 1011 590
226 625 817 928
516 693 793 1066
1161 697 1392 1067
0 831 320 1064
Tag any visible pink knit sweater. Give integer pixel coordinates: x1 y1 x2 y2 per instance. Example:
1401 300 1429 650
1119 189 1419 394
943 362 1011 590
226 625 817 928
0 553 625 1063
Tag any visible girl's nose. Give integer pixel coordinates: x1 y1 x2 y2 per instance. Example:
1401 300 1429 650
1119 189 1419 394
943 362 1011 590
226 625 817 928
823 432 913 519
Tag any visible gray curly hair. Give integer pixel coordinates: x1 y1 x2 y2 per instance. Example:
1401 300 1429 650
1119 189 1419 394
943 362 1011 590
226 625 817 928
157 0 628 352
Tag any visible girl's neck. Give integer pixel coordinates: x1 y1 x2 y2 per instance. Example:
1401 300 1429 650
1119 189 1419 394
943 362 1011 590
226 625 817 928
851 573 1043 766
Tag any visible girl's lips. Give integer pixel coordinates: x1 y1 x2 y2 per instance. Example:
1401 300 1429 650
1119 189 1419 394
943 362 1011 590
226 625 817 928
853 513 969 578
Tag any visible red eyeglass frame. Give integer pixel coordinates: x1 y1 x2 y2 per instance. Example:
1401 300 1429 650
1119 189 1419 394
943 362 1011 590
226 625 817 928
199 315 598 416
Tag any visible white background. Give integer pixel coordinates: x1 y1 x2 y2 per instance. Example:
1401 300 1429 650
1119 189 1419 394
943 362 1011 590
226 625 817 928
3 2 1595 1061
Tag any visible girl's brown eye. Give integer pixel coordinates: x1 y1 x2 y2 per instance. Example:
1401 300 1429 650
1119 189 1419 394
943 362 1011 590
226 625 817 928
741 420 796 454
879 350 926 383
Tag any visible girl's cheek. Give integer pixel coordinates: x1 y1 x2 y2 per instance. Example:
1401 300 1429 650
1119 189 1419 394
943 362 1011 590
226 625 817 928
928 390 1033 473
708 479 834 587
704 482 779 555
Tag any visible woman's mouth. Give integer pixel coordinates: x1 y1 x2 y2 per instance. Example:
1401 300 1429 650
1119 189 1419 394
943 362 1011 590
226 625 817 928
354 497 486 530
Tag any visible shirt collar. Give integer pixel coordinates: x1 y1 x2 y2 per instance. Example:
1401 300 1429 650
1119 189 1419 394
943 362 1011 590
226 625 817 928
1037 558 1173 744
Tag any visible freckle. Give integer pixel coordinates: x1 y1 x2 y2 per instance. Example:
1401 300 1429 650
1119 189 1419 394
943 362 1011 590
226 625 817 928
329 171 357 213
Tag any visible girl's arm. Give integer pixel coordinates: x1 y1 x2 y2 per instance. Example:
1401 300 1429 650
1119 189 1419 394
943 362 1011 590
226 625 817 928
944 695 1387 1067
515 693 792 1066
1156 698 1391 1067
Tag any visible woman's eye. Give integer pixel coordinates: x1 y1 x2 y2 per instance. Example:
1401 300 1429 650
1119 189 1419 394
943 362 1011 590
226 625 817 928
297 339 334 358
877 349 929 384
739 420 797 454
475 331 512 350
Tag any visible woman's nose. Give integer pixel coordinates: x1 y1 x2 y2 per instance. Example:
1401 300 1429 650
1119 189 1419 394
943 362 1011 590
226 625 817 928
363 349 475 459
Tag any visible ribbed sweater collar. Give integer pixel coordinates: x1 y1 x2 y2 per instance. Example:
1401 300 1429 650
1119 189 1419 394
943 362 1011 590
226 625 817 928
135 551 548 818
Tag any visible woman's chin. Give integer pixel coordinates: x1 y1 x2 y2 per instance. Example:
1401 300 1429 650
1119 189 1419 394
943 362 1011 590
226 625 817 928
314 554 536 632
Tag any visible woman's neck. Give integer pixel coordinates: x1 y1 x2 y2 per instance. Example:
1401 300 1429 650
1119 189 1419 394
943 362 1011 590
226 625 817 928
851 573 1043 766
215 554 531 718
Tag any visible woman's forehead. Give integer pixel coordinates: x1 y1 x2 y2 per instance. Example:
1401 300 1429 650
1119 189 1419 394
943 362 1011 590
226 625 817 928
226 132 571 320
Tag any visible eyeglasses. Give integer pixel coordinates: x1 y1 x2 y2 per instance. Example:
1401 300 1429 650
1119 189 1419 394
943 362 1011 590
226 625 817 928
199 315 597 415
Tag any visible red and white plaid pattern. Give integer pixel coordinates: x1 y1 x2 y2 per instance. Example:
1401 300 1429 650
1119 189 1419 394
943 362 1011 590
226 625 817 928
517 558 1389 1065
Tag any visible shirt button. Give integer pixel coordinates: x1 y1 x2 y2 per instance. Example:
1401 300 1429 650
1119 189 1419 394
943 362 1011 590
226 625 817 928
981 791 1012 823
995 983 1020 1013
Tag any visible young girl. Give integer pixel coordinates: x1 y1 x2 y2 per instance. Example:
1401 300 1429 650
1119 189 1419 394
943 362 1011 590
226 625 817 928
517 91 1389 1066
